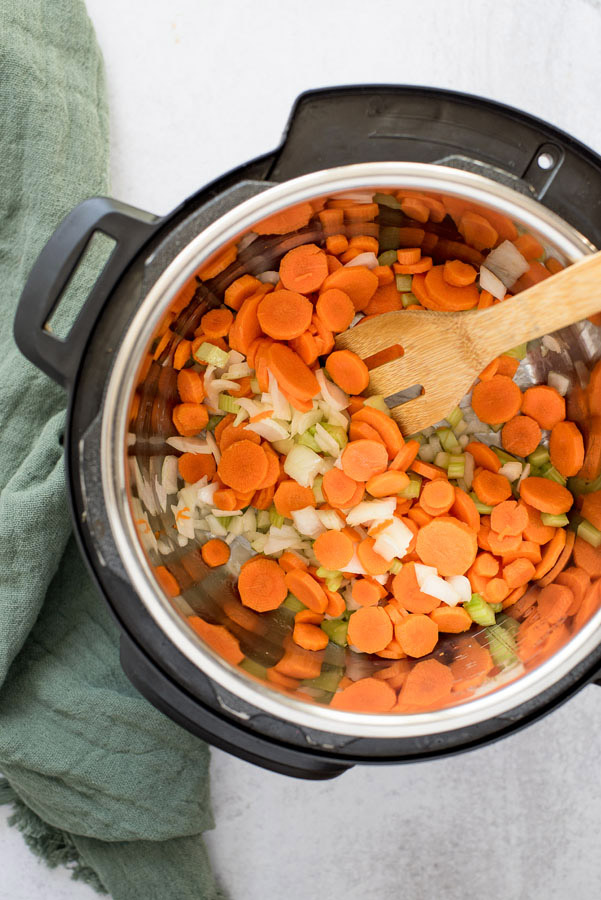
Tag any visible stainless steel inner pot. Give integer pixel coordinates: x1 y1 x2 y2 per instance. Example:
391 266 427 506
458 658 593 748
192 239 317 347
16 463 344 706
100 162 600 737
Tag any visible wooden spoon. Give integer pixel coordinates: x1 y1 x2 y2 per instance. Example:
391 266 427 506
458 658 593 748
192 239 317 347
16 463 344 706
334 250 601 434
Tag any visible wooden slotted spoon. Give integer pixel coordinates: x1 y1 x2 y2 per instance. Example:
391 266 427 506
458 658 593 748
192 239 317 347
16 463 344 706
334 251 601 435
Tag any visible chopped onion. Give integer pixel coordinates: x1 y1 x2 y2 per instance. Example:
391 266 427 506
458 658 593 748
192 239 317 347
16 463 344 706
518 462 531 488
414 564 438 588
349 313 365 328
420 574 461 607
205 430 221 463
245 418 290 442
241 508 256 533
197 481 219 505
264 524 304 555
154 476 168 513
316 368 350 411
166 435 215 454
161 455 179 494
225 362 252 379
373 518 414 561
126 432 136 447
445 575 471 605
318 400 349 429
171 498 195 539
548 370 570 396
291 506 326 538
346 498 396 526
267 369 292 421
344 252 378 270
484 240 529 287
317 456 336 475
236 396 268 418
464 451 475 490
499 461 523 482
314 422 341 457
211 508 243 517
479 265 506 301
315 508 344 530
290 407 322 437
233 407 249 426
284 444 323 487
257 270 280 284
418 443 436 462
271 437 295 455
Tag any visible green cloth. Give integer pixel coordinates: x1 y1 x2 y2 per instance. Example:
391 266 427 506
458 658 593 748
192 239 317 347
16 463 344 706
0 2 224 897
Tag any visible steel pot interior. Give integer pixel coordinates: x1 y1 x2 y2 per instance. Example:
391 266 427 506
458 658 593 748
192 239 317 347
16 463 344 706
101 163 601 738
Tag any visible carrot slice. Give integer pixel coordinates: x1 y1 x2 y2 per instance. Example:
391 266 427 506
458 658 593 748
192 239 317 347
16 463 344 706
390 440 421 472
321 468 359 507
201 307 233 339
363 280 403 316
536 530 575 586
473 552 500 577
465 442 501 473
254 202 313 235
490 499 528 538
503 557 536 589
397 659 454 709
415 516 478 576
267 342 320 401
177 368 205 404
501 540 542 565
188 616 243 665
352 577 384 608
320 265 379 312
238 557 287 611
513 233 544 260
419 478 455 516
316 288 355 333
330 676 396 712
292 622 329 651
228 292 264 355
224 274 262 311
324 588 346 618
213 488 238 511
471 375 523 425
154 565 180 598
581 490 601 531
556 566 590 615
521 385 566 430
256 289 313 340
520 500 556 544
219 423 261 452
178 452 216 483
549 420 585 478
501 415 542 458
429 606 472 633
496 355 520 378
274 633 323 681
578 416 601 481
472 470 512 506
391 561 440 614
458 211 498 250
424 265 479 310
484 577 510 604
365 469 409 497
537 583 574 625
519 477 573 515
273 480 316 518
346 607 393 654
451 487 481 532
394 613 439 658
278 551 309 574
351 406 404 458
487 530 522 556
572 537 601 577
172 403 209 436
443 259 477 286
217 440 268 493
533 528 567 580
357 537 390 576
341 439 388 482
285 569 328 613
279 243 328 294
289 330 320 365
313 530 354 570
325 349 369 394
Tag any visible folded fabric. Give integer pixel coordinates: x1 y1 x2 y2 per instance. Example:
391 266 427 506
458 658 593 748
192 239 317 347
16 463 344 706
0 2 224 896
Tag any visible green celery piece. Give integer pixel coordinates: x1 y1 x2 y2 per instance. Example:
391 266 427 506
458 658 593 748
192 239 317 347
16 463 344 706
206 414 222 432
363 395 391 416
322 423 348 448
282 594 305 613
577 519 601 548
374 192 403 210
325 574 344 592
485 623 518 667
463 593 496 626
295 430 321 452
194 341 229 367
303 666 344 694
541 512 569 527
269 506 284 528
528 446 550 468
395 273 412 292
321 619 348 647
218 394 240 414
503 342 528 360
470 492 493 514
378 226 401 251
446 406 464 430
377 249 399 266
492 446 521 465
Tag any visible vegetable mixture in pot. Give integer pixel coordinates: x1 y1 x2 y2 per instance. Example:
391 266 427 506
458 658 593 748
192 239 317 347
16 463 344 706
131 189 601 713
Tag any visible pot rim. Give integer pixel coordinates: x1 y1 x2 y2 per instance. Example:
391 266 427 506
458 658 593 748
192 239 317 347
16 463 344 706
101 161 599 738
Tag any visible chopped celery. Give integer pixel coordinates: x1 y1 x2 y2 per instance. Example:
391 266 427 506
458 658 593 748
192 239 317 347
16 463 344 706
504 342 528 360
395 273 412 292
377 249 399 266
446 406 464 430
388 559 403 575
282 593 305 613
541 512 570 527
295 429 321 452
218 394 240 414
488 602 503 613
322 423 349 447
320 618 348 647
256 509 271 531
492 446 521 465
434 451 450 469
463 593 496 626
239 658 268 679
454 420 468 437
399 478 421 499
568 472 601 495
437 427 460 452
577 519 601 548
325 574 344 592
214 515 232 529
194 341 229 367
378 226 401 252
303 666 344 693
312 475 325 504
206 414 222 432
485 623 518 667
540 463 567 486
364 395 391 416
447 456 465 480
374 192 403 210
316 566 342 580
470 492 494 514
269 506 285 528
402 292 419 308
528 446 550 468
250 377 260 394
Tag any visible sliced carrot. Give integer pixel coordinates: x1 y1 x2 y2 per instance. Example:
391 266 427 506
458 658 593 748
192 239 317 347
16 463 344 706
536 530 575 586
254 202 313 235
533 528 567 580
394 256 433 275
513 233 544 260
326 254 342 274
397 659 453 709
477 516 493 552
519 477 573 515
578 416 601 481
321 468 358 507
520 500 556 544
504 585 540 619
390 562 440 614
198 244 237 280
538 583 574 625
398 226 425 247
424 264 479 310
490 499 528 538
549 420 585 478
415 516 478 576
487 530 522 556
484 577 510 604
252 484 275 510
273 480 316 519
390 440 421 472
465 442 501 473
267 342 320 402
573 578 601 630
214 413 234 446
277 551 308 574
224 274 262 311
219 423 262 452
330 676 396 712
394 613 439 658
178 451 216 483
545 257 564 275
478 357 500 382
292 622 329 651
471 375 522 425
458 210 498 250
352 577 383 608
502 584 527 609
477 290 494 310
581 490 601 531
285 569 328 613
325 232 348 254
313 530 354 570
363 280 403 316
289 330 319 366
346 606 393 654
324 588 346 618
443 259 477 286
400 196 430 223
341 480 366 510
503 557 536 589
474 552 500 577
357 537 390 576
227 292 264 355
556 567 590 616
407 507 432 528
396 247 421 265
320 265 379 312
217 440 268 494
572 537 601 578
200 538 230 568
173 339 192 370
188 616 243 665
472 469 512 506
512 260 551 294
501 540 542 566
228 375 253 398
256 289 313 341
451 487 481 532
496 355 520 378
351 406 404 458
341 439 388 482
201 307 233 339
237 556 287 611
172 402 209 436
520 385 566 430
274 634 323 681
325 349 369 395
255 445 280 490
429 606 472 633
366 470 409 498
213 488 238 511
154 565 180 598
278 243 328 294
375 639 407 660
419 478 455 516
501 415 541 458
315 288 355 333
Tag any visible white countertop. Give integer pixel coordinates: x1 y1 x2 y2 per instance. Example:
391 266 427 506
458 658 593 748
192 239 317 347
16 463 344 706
4 0 601 897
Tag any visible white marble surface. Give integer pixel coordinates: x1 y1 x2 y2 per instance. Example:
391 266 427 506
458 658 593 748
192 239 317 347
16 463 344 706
4 0 601 897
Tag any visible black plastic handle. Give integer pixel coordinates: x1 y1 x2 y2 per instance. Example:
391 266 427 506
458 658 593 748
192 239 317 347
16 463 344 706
119 633 351 781
14 197 158 388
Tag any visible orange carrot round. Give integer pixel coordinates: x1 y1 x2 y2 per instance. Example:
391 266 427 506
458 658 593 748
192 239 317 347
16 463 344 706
415 516 478 575
519 476 573 515
366 470 410 497
392 562 440 614
321 265 379 312
520 385 566 430
219 423 262 452
464 442 501 473
352 577 383 608
572 537 601 578
472 469 512 506
520 500 556 544
532 528 567 580
451 487 481 532
177 369 205 404
348 606 393 653
501 415 542 458
357 537 390 576
177 452 216 483
238 557 287 611
313 530 354 570
390 439 421 472
443 259 477 286
279 243 328 294
217 440 268 494
341 439 388 482
503 557 535 589
285 569 328 613
471 375 522 425
155 565 180 598
490 499 528 538
330 676 396 712
273 480 316 518
484 577 509 604
419 478 455 516
257 289 313 341
429 606 472 633
213 488 238 511
394 613 439 658
292 622 329 651
267 342 320 402
549 420 585 477
201 538 231 568
536 530 575 586
188 616 243 665
556 567 590 616
397 659 453 709
201 307 233 339
325 349 369 395
424 265 479 310
351 406 404 458
315 288 355 333
172 403 209 436
537 583 574 625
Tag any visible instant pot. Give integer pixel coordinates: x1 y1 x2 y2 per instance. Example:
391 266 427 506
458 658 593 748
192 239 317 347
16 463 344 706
14 86 601 779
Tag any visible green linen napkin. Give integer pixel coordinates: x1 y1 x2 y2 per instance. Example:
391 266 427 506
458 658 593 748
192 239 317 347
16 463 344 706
0 2 224 897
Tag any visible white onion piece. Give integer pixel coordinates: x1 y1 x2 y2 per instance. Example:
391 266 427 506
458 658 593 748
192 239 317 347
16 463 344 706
224 362 252 379
464 452 475 490
290 407 322 437
267 369 292 421
479 265 506 301
420 574 461 607
316 368 350 411
518 462 531 488
418 443 436 463
257 270 280 284
264 525 304 555
197 481 219 505
161 455 179 494
284 444 323 487
271 437 295 455
233 407 249 427
126 432 136 447
414 564 438 588
484 240 529 287
340 548 368 576
315 509 344 530
205 430 221 463
499 461 523 482
317 456 336 475
548 371 570 396
373 518 414 561
344 253 378 270
333 454 344 470
166 436 214 454
211 508 243 517
346 498 396 526
314 423 341 457
245 419 289 442
349 313 365 328
236 397 268 418
154 476 168 513
171 498 195 540
291 506 326 539
445 575 471 605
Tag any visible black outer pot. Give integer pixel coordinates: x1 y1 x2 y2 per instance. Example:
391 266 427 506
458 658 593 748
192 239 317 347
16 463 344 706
14 86 601 780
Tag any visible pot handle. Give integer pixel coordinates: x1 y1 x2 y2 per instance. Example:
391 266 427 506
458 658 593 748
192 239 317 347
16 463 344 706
14 197 158 389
